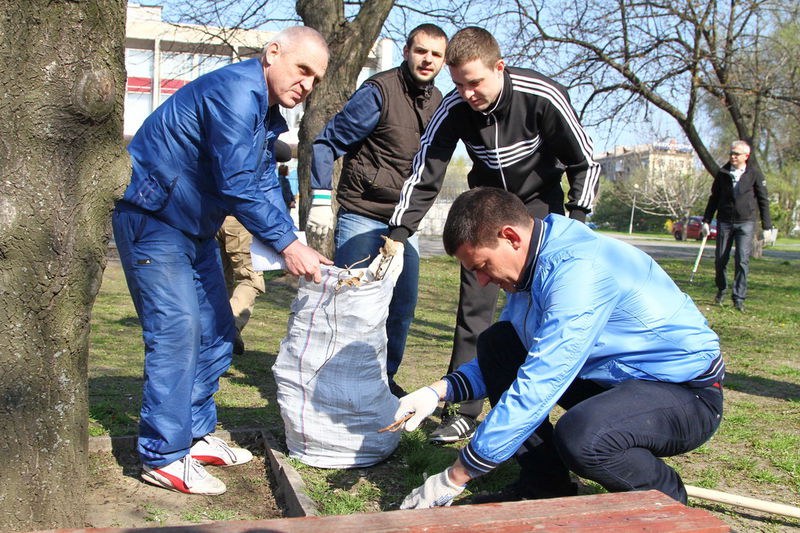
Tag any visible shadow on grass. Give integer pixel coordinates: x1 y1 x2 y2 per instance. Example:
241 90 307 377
723 372 800 401
114 316 140 328
89 347 284 439
89 376 141 437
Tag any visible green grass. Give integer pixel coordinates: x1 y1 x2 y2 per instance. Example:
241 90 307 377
596 229 675 240
89 250 800 528
180 507 239 523
143 504 169 524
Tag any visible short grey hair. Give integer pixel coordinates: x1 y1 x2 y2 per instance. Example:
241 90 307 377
730 140 751 153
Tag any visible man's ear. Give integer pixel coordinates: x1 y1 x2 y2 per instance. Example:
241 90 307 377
499 225 522 249
263 42 280 67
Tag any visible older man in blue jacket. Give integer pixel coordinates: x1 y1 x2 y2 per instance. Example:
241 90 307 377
394 187 724 508
113 26 329 495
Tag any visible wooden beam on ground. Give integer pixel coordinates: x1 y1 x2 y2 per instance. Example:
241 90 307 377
39 490 729 532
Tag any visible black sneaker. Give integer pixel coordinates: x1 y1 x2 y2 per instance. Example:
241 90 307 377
713 290 725 304
429 413 477 442
389 382 407 398
734 300 745 312
469 479 578 504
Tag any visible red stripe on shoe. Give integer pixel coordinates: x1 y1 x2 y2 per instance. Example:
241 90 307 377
155 469 191 492
193 455 227 466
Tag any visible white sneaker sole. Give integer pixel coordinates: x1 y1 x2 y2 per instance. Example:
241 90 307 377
141 468 227 495
429 433 473 443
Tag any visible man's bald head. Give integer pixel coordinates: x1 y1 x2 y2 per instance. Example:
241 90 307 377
264 26 329 58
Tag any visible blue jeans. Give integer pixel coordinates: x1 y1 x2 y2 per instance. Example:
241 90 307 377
714 220 755 303
477 321 723 503
113 204 235 466
333 209 419 386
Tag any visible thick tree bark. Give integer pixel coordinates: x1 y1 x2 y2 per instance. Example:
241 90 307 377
0 1 128 530
296 0 395 255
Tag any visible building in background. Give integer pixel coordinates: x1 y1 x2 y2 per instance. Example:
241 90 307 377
124 2 394 154
594 140 696 182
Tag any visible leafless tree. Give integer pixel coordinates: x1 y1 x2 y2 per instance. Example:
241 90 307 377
160 0 504 252
616 168 709 235
506 0 800 177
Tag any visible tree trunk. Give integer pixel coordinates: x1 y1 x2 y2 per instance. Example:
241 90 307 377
0 1 128 530
296 0 395 255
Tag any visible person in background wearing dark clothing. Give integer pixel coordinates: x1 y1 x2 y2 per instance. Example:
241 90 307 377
393 188 723 509
278 163 296 210
387 27 600 441
702 140 772 312
307 24 448 398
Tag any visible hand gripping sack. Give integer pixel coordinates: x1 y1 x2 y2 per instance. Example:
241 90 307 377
272 265 400 468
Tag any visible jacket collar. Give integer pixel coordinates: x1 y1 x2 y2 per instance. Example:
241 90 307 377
481 67 512 117
721 162 748 175
400 61 435 100
513 217 545 292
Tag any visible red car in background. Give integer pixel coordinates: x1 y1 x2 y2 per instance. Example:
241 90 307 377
673 216 717 241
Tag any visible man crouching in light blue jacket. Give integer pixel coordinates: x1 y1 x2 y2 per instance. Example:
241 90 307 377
395 187 723 508
113 26 331 495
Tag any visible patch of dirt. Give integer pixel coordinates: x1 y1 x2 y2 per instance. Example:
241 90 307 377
86 439 283 529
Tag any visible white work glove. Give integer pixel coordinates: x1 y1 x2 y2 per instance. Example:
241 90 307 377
305 189 334 239
394 385 440 432
763 228 777 245
367 237 404 284
700 222 710 238
400 468 466 509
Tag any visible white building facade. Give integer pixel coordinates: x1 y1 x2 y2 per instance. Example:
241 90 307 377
124 2 394 146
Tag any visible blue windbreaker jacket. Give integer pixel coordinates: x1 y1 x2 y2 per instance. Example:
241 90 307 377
121 58 296 251
444 214 723 475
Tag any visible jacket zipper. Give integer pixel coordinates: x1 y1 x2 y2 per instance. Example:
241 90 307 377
488 112 508 191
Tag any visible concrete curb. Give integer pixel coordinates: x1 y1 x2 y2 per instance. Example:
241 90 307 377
88 427 318 518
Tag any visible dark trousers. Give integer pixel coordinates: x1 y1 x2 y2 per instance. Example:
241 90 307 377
714 220 755 303
477 321 723 503
449 194 561 419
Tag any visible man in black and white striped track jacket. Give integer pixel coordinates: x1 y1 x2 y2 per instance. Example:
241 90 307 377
387 26 601 447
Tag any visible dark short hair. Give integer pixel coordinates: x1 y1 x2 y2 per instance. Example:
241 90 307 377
406 23 448 49
445 27 501 68
443 188 532 255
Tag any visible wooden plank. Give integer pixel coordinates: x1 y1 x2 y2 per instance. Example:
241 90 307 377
40 490 728 532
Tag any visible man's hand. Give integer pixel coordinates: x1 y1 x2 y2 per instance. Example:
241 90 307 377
394 385 439 432
306 205 334 239
306 189 334 239
701 222 710 238
367 237 404 284
280 239 332 283
400 468 466 509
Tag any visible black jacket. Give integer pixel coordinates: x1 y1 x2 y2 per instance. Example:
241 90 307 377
388 66 600 241
703 162 771 228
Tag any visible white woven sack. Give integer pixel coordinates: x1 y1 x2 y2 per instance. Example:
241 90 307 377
272 265 401 468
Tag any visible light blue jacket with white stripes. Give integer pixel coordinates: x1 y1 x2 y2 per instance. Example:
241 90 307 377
444 215 723 476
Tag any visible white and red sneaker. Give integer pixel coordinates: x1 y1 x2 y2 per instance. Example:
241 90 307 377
190 434 253 467
141 455 226 495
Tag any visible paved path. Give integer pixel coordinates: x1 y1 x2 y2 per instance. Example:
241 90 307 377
419 233 800 262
